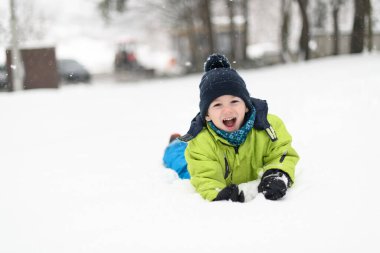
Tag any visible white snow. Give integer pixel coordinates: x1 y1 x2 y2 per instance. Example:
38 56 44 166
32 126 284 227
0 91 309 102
238 180 260 202
1 53 380 252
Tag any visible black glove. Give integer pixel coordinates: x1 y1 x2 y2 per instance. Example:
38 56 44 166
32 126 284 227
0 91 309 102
213 184 245 202
258 169 290 200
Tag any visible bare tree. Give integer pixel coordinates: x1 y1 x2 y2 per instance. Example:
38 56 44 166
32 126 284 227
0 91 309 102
350 0 372 53
199 0 215 55
17 1 48 43
1 0 48 45
98 0 128 21
116 0 127 12
9 0 24 91
241 0 249 62
297 0 310 60
151 0 203 72
331 0 343 55
351 0 365 53
280 0 292 62
365 0 373 52
185 3 203 72
98 0 111 21
227 0 237 62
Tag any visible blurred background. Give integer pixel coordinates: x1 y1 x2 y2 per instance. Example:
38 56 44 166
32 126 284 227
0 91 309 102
0 0 379 91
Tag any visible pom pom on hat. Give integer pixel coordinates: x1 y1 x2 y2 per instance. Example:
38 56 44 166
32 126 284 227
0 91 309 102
204 54 231 72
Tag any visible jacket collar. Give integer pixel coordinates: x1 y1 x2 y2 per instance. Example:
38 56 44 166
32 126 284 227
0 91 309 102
179 97 274 142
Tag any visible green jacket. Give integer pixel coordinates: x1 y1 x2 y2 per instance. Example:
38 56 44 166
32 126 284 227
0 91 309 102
184 114 299 201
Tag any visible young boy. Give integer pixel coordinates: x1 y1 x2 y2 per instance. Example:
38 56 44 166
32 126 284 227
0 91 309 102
165 54 299 202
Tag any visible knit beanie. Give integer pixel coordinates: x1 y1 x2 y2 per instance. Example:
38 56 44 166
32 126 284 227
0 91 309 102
199 54 253 120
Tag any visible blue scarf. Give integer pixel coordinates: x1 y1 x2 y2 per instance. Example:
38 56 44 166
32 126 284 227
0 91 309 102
208 108 256 146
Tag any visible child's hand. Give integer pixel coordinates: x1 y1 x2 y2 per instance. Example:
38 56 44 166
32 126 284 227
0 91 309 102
213 184 245 202
258 169 290 200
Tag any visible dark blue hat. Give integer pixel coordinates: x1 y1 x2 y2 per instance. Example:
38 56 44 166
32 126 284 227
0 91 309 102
199 54 252 120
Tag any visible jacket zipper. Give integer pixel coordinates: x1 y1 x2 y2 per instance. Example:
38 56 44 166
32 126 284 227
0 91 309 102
220 143 240 181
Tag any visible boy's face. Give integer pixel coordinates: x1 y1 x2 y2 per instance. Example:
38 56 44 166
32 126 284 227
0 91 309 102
205 95 248 132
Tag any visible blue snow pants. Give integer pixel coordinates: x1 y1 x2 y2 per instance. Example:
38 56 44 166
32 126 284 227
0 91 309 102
163 140 189 179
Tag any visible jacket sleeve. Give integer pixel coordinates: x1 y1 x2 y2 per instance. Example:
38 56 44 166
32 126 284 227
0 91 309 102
185 138 226 201
263 115 300 184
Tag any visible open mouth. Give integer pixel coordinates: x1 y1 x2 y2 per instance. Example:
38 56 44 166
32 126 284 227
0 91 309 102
222 117 237 128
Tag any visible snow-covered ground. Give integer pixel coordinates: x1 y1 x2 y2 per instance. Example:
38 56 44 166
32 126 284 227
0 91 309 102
1 54 380 252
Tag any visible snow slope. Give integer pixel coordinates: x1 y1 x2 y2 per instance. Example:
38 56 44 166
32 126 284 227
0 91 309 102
1 54 380 252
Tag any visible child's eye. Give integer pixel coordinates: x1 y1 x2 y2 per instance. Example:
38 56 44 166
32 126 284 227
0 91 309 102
213 103 222 107
231 100 240 104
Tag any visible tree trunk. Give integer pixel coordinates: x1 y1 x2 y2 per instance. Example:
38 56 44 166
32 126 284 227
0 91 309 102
332 5 339 55
297 0 310 60
9 0 24 91
365 0 373 52
199 0 215 55
185 10 201 72
242 0 249 62
350 0 365 53
116 0 127 12
281 0 292 62
227 0 237 62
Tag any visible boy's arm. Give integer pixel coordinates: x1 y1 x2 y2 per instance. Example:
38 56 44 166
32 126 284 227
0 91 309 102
185 143 226 201
263 115 299 184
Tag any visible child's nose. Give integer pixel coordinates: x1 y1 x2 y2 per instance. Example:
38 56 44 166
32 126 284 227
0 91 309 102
222 105 233 114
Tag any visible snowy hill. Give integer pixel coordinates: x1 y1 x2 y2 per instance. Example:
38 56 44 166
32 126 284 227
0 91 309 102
1 54 380 252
